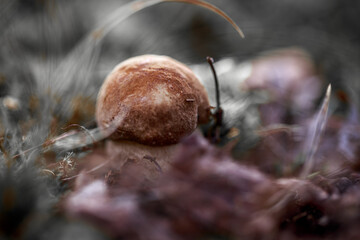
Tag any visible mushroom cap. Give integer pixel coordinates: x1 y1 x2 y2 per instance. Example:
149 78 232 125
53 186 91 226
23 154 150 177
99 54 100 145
96 55 210 146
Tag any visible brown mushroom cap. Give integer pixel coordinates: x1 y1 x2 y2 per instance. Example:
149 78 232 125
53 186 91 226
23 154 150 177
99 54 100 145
96 55 210 146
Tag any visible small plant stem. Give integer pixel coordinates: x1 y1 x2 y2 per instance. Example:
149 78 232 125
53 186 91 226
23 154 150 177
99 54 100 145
207 56 223 143
207 57 221 111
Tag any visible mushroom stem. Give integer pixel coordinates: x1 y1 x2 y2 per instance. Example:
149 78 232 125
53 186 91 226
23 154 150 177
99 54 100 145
105 140 178 181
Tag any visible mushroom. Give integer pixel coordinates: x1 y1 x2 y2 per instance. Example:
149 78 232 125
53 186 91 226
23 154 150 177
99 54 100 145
95 54 210 179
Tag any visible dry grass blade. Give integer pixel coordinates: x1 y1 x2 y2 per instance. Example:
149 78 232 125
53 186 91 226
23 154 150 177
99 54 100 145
256 123 301 137
87 0 245 59
163 0 245 38
300 84 332 179
94 0 244 41
11 127 105 160
51 128 103 152
64 124 97 143
52 110 129 152
11 108 128 159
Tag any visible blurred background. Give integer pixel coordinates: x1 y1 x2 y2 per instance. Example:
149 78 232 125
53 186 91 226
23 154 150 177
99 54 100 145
2 0 359 79
1 0 359 121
